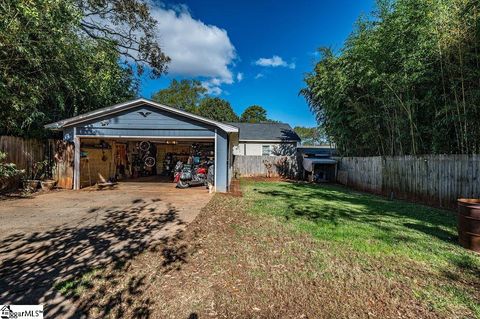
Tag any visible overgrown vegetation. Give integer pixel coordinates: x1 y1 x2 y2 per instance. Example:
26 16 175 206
0 152 23 178
301 0 480 155
294 126 329 145
0 0 170 138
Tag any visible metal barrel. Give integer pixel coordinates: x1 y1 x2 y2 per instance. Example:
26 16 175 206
457 199 480 253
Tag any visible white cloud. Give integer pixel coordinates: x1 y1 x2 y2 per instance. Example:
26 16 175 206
254 55 295 69
236 72 244 82
150 3 237 85
255 73 264 79
255 56 285 67
201 78 223 95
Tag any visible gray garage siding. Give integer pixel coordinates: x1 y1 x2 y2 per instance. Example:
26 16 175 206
67 105 216 139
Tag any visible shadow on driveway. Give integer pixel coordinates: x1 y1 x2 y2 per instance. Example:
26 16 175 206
0 198 188 318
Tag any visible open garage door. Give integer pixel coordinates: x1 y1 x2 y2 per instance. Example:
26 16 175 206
76 137 215 189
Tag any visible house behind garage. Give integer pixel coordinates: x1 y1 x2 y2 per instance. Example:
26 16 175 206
230 122 300 156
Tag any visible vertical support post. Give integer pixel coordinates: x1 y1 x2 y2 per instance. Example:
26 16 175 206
214 129 218 192
226 134 230 192
111 140 116 177
73 132 80 190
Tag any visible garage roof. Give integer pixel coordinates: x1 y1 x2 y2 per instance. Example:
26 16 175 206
45 98 239 133
228 122 301 142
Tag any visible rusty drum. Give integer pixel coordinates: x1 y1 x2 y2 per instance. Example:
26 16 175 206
457 199 480 253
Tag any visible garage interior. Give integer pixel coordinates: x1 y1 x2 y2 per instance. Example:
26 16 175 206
78 138 215 188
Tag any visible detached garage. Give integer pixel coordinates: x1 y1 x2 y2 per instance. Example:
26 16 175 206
45 98 239 192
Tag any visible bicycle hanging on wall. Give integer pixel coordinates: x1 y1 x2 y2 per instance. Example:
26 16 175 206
139 141 156 168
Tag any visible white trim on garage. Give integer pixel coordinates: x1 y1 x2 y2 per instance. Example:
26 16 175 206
75 135 214 140
45 98 239 133
73 129 80 190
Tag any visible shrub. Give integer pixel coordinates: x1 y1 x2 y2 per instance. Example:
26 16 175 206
0 151 24 178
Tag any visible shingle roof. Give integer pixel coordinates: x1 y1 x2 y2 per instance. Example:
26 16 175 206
228 122 301 142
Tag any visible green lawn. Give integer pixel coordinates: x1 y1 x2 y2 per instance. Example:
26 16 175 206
243 180 480 317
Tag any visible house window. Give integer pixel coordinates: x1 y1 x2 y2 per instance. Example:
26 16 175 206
262 145 271 156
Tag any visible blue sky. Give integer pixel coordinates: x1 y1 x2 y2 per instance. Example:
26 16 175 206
140 1 376 127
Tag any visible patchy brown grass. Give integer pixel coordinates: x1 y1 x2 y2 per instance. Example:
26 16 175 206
70 193 461 318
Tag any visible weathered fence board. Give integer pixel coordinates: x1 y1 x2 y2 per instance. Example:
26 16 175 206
337 155 480 209
335 156 382 194
0 136 73 189
234 155 299 179
0 136 50 177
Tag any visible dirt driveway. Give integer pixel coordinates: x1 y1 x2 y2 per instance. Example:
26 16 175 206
0 180 212 317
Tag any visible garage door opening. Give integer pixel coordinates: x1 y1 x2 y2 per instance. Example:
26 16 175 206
78 138 215 188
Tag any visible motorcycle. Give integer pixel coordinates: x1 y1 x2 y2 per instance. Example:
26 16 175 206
173 161 183 183
175 161 212 189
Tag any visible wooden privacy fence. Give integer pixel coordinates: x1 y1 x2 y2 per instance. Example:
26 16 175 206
0 136 53 178
0 136 74 189
233 155 299 179
336 156 383 194
336 155 480 209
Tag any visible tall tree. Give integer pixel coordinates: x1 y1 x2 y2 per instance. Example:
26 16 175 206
301 0 480 156
0 0 138 137
240 105 268 123
197 97 239 122
151 80 206 112
294 127 328 145
75 0 170 77
0 0 169 138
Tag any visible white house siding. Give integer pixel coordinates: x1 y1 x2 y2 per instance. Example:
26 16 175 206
228 132 239 186
232 143 243 155
233 142 297 156
246 143 263 155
